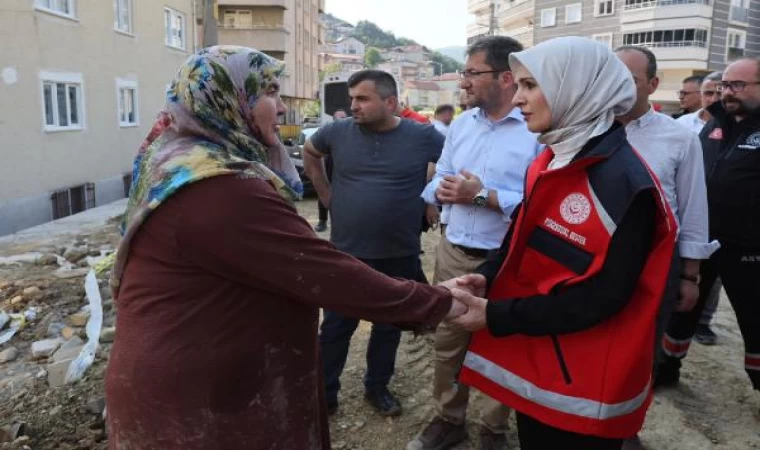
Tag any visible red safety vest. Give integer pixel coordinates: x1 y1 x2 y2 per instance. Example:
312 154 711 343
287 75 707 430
459 144 677 438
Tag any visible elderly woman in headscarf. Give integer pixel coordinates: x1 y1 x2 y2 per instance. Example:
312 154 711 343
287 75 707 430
105 46 465 450
446 37 678 449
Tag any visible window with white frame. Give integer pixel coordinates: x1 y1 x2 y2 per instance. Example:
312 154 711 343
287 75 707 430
164 8 186 49
223 10 253 28
35 0 75 18
730 0 749 23
116 79 138 127
540 8 557 28
565 3 582 24
114 0 133 33
595 0 614 16
622 28 708 48
40 72 84 132
726 29 746 62
593 33 614 48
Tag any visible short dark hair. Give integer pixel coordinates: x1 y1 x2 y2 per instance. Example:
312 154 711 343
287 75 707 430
683 75 704 86
466 36 523 75
704 71 723 83
347 70 397 99
333 108 346 115
434 104 455 116
615 45 658 80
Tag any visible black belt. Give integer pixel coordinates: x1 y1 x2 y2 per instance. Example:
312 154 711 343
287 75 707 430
452 244 489 259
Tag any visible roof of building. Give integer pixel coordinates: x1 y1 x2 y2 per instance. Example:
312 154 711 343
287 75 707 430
405 80 441 91
439 72 460 81
391 44 426 53
333 36 363 45
322 53 364 61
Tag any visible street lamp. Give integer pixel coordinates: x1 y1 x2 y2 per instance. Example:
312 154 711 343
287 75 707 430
427 61 443 80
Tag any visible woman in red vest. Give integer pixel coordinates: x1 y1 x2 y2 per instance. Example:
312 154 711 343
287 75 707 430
447 37 678 450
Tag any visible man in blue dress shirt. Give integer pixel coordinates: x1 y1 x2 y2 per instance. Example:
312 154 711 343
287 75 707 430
409 36 543 450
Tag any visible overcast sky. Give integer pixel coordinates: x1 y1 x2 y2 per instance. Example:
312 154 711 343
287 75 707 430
325 0 470 49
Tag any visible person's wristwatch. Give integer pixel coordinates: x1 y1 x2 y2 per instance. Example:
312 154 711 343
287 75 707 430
680 273 701 284
472 188 489 207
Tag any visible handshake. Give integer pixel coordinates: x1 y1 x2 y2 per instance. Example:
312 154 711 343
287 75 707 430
439 274 489 332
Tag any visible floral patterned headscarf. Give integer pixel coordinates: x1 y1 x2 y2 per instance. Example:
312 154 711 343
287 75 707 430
111 46 303 293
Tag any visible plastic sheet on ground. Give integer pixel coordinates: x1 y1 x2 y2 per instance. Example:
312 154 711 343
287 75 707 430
64 270 103 384
0 308 37 345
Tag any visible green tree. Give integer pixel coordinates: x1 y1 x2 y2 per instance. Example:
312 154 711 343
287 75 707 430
364 48 382 68
319 62 343 82
304 100 320 118
429 52 463 76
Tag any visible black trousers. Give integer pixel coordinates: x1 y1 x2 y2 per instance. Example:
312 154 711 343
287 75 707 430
662 245 760 389
516 413 623 450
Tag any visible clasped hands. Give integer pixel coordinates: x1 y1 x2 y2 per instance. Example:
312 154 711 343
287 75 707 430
436 170 483 205
440 274 489 332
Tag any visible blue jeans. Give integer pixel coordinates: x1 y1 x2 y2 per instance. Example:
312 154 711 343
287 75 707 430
319 255 419 405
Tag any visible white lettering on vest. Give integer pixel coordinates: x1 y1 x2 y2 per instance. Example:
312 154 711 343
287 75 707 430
544 217 569 238
544 218 588 247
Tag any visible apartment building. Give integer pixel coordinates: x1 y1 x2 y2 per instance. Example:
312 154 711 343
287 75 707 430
468 0 535 48
217 0 323 125
321 36 365 56
467 0 759 109
0 0 196 236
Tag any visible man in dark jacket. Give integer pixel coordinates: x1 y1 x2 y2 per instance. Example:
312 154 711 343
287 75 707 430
657 58 760 397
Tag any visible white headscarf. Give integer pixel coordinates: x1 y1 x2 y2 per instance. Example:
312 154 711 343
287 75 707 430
509 37 636 169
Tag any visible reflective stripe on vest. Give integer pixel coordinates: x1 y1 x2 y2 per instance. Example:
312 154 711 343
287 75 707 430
463 352 651 420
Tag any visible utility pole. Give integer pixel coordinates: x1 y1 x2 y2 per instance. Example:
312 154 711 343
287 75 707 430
202 0 218 47
488 0 498 36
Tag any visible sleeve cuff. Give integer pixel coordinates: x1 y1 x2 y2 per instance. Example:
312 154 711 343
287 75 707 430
678 239 721 260
421 178 443 205
495 189 522 221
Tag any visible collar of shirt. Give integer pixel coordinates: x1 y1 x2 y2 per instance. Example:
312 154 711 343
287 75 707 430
471 107 525 127
625 107 657 129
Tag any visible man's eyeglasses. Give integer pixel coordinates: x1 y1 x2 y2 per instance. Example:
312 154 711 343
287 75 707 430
458 69 503 79
677 90 698 98
702 90 720 97
720 80 760 92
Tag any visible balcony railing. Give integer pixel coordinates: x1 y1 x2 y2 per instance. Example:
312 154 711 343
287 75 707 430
219 22 286 30
728 47 746 61
730 6 749 22
640 40 707 48
623 0 709 10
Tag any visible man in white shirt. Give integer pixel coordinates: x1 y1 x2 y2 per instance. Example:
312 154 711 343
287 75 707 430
432 104 455 136
675 71 725 345
677 71 723 135
615 46 719 450
409 36 543 450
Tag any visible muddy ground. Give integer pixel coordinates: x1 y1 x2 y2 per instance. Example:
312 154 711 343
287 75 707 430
0 199 758 449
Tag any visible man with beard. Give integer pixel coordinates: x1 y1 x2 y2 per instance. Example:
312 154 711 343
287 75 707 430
657 58 760 402
304 70 445 418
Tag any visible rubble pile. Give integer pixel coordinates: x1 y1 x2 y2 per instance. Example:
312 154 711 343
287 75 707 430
0 235 117 450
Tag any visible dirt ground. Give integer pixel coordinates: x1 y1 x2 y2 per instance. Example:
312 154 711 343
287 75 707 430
0 198 758 450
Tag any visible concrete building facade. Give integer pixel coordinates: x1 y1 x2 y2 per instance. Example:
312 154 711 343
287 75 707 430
0 0 197 236
217 0 323 126
466 0 760 109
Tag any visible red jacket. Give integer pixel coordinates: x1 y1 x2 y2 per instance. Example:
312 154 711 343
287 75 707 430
399 108 430 124
460 129 677 438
